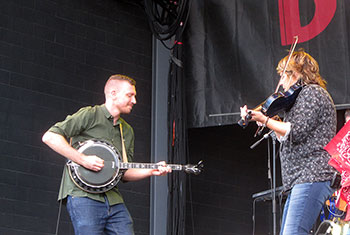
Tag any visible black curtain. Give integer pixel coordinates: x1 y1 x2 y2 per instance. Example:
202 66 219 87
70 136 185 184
184 0 350 128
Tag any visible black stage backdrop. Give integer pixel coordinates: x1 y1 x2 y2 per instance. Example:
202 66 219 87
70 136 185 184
184 0 350 128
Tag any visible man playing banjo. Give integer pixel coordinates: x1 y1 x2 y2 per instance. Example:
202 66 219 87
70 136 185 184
42 74 172 235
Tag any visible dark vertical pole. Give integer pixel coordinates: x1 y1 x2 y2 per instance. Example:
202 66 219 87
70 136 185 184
272 134 277 235
150 37 170 235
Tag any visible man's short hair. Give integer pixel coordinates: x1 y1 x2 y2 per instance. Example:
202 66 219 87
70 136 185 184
107 74 136 86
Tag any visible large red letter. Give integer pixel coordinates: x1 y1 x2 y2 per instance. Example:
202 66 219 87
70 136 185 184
279 0 336 45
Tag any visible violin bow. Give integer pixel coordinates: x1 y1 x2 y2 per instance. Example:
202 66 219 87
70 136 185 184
275 36 299 93
253 36 298 136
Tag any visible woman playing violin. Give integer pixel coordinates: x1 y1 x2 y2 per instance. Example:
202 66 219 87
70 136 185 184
241 49 337 234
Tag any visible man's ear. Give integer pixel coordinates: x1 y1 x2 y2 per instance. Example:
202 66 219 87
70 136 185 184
111 90 117 97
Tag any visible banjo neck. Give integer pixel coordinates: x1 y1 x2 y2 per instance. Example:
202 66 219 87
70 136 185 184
119 161 203 175
119 162 184 171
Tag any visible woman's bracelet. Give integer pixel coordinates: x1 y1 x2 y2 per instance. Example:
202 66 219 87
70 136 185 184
263 117 270 127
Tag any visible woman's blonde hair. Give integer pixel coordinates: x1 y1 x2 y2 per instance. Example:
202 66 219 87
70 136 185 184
276 49 327 89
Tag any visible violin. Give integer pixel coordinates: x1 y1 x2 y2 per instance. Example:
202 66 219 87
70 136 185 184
238 36 301 128
261 83 302 117
238 83 303 128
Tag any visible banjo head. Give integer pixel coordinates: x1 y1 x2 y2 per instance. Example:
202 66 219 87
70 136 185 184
68 140 123 194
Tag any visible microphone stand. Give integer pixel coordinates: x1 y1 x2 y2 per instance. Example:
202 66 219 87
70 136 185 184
250 130 273 149
250 130 277 235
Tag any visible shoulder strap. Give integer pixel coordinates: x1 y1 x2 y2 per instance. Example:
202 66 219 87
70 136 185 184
119 124 128 163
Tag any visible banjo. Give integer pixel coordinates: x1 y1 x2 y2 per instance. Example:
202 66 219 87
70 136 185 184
67 140 203 194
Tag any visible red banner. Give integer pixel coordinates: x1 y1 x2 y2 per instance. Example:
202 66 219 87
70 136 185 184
278 0 337 45
326 121 350 220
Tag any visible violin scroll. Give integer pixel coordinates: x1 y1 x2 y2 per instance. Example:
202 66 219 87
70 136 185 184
238 110 253 128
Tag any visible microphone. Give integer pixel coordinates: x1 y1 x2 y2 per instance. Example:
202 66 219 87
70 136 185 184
263 130 273 139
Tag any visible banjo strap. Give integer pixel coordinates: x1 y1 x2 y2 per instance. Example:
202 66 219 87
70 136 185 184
119 124 128 163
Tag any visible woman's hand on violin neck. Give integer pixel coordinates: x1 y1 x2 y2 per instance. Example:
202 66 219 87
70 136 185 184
240 105 249 119
240 105 266 123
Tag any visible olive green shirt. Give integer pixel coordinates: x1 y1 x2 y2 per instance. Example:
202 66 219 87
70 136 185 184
49 104 134 205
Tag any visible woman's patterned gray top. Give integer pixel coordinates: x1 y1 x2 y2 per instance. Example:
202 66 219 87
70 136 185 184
280 84 336 191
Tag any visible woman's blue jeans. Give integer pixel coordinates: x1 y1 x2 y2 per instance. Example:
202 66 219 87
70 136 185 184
280 181 334 235
66 196 134 235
